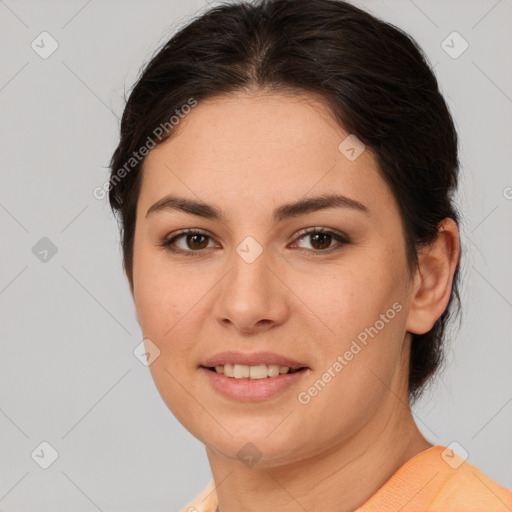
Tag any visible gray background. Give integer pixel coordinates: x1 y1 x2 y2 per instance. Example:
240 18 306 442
1 0 511 510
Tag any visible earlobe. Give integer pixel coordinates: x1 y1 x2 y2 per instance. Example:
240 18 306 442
406 218 460 335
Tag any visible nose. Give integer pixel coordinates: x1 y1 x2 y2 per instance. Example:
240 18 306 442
213 245 289 334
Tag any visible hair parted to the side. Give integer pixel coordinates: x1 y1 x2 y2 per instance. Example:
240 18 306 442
109 0 462 403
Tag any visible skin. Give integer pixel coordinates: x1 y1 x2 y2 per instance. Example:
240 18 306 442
129 90 460 512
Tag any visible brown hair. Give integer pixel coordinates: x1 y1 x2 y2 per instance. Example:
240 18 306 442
109 0 462 403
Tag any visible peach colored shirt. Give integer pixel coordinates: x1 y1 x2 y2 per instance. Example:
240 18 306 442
180 445 512 512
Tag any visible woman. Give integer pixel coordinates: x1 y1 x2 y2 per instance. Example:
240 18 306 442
108 0 511 510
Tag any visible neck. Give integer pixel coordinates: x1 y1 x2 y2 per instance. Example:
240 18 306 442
206 401 431 512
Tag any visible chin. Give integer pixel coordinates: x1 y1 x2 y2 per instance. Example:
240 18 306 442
199 417 312 467
207 438 305 469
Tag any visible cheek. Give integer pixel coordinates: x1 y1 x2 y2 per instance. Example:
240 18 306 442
133 244 190 334
289 249 409 398
132 247 218 374
292 268 407 441
132 253 206 422
292 255 404 337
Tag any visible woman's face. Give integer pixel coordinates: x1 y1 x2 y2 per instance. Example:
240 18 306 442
131 91 417 466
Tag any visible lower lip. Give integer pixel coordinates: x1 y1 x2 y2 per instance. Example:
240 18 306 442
200 367 309 401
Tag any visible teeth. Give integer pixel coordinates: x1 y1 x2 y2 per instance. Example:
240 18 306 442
267 364 280 377
212 363 298 378
224 363 234 377
249 364 268 379
233 364 250 378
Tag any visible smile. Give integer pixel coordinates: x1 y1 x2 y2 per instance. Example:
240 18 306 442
209 363 302 379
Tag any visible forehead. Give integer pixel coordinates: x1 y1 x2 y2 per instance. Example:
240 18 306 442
138 90 396 222
146 90 352 168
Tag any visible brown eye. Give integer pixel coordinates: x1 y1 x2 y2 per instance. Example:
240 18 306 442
293 228 349 253
186 233 209 250
309 232 332 250
161 229 215 254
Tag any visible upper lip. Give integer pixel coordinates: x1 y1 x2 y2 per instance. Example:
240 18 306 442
201 351 308 370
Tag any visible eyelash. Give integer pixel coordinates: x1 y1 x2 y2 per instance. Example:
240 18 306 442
159 227 350 257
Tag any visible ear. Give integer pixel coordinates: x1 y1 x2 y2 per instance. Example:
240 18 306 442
406 218 461 335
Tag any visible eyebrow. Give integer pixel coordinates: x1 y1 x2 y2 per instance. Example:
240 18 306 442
145 193 369 222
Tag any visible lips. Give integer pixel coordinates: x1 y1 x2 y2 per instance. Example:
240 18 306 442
199 351 310 400
200 366 309 400
201 351 308 370
199 351 311 402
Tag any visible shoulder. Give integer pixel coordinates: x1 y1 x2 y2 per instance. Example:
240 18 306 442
178 479 217 512
429 454 512 511
358 445 511 511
